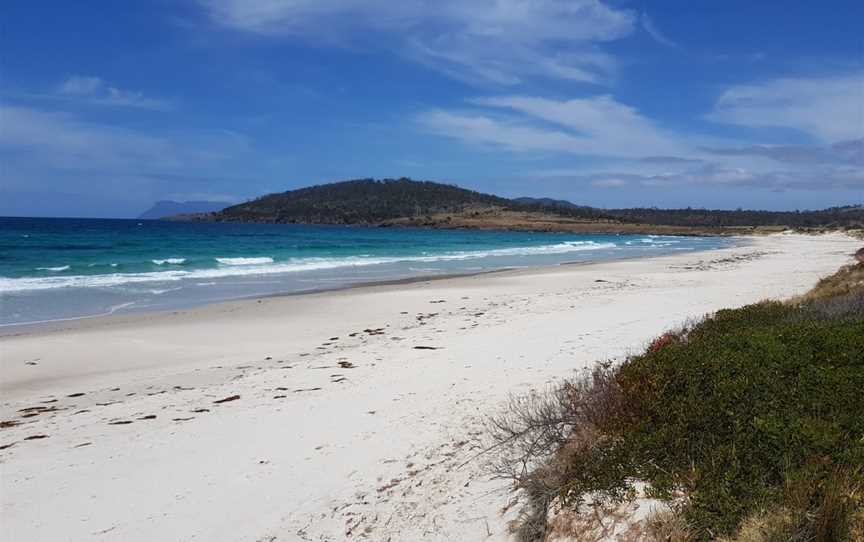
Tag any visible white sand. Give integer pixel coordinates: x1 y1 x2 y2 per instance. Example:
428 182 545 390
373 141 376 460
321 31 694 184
0 233 859 541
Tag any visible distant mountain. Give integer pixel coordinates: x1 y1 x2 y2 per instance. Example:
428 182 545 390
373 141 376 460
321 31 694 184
138 200 229 219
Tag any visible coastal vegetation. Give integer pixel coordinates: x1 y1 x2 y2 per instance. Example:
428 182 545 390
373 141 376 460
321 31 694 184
606 206 864 230
177 178 864 235
489 260 864 541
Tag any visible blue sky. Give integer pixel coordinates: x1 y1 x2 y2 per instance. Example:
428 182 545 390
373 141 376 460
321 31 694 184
1 1 862 217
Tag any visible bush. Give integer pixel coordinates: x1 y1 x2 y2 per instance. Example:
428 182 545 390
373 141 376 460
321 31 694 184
491 264 864 540
614 298 864 536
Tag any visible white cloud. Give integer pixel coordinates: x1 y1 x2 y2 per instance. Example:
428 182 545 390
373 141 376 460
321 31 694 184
0 104 259 215
165 192 238 203
0 105 250 172
198 0 635 84
418 109 587 153
708 72 864 143
535 163 864 192
57 75 172 110
419 94 688 158
591 178 627 188
59 75 104 95
416 84 862 194
680 163 864 190
201 0 633 42
702 139 863 165
641 10 676 47
473 95 687 156
0 105 176 169
416 70 863 194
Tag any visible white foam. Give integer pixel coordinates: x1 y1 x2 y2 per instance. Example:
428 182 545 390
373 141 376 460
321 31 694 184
1 241 619 293
109 301 137 313
216 257 274 265
153 258 186 265
148 287 183 295
627 236 681 247
36 265 70 272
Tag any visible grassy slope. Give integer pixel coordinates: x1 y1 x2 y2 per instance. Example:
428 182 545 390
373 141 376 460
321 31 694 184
384 208 789 236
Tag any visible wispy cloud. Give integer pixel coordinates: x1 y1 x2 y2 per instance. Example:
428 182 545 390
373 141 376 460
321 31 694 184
0 98 269 217
419 94 688 158
57 75 173 110
418 109 588 154
165 192 238 203
702 139 863 165
416 71 863 194
473 95 687 156
58 75 104 95
640 156 704 165
0 105 254 197
198 0 636 85
0 105 177 169
641 10 677 48
707 72 864 142
535 163 864 192
591 178 627 188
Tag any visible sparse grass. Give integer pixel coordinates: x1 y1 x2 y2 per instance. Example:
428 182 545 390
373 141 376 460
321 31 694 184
648 509 693 541
490 263 864 540
798 263 864 301
718 467 864 542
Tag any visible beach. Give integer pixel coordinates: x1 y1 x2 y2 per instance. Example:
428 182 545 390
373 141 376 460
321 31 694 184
0 232 859 541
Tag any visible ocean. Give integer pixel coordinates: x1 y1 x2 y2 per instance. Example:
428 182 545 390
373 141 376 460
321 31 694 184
0 217 736 326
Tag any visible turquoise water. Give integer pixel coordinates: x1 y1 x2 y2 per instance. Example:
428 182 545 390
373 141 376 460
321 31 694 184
0 217 735 325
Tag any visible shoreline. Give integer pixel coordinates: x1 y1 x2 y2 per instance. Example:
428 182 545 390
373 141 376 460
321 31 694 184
0 237 745 337
0 266 520 336
1 232 859 541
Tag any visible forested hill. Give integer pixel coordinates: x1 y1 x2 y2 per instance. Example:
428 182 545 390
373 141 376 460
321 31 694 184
606 205 864 229
183 178 862 234
213 178 611 224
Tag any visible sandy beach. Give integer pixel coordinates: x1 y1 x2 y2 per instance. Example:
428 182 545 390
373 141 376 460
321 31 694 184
0 232 859 541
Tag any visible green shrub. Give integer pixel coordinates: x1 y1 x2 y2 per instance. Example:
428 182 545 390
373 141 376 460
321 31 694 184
613 298 864 536
492 264 864 540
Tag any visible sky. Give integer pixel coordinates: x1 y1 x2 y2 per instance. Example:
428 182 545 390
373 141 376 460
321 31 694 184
1 1 862 218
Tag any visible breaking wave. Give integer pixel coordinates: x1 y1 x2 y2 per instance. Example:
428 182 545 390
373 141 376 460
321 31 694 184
1 240 618 292
216 257 275 265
